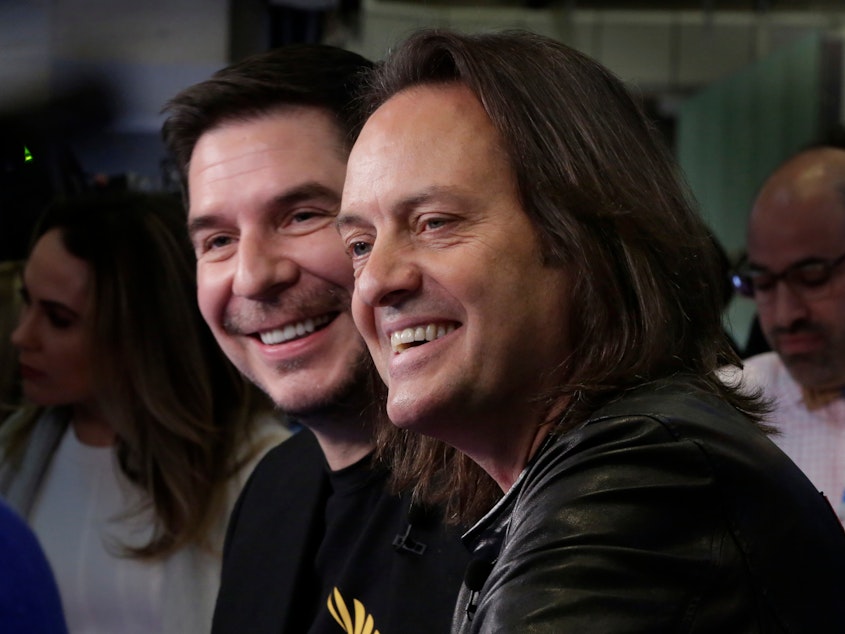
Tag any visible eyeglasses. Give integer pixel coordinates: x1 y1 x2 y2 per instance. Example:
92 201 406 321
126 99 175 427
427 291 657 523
732 252 845 303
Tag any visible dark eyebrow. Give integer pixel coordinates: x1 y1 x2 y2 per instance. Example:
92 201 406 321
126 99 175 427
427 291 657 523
335 212 369 233
337 186 468 232
188 181 341 240
276 182 341 208
187 215 220 242
748 255 834 273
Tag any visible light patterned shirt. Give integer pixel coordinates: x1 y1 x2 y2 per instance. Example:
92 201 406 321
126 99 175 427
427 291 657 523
732 352 845 525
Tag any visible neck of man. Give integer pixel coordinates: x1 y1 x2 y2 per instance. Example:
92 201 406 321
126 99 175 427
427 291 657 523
475 420 554 493
448 395 567 493
293 400 378 471
309 424 375 471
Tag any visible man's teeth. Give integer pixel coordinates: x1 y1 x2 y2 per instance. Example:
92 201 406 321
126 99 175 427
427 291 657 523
259 315 331 345
390 323 456 353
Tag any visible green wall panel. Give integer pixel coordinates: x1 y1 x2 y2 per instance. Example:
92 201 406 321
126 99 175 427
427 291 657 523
676 32 828 347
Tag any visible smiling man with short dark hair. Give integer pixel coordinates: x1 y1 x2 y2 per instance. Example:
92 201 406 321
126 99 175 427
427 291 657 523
162 43 470 634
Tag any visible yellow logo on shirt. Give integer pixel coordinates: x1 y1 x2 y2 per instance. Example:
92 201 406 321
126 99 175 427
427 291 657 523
327 587 381 634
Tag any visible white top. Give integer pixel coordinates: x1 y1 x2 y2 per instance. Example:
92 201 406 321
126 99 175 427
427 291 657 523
728 352 845 524
29 428 164 634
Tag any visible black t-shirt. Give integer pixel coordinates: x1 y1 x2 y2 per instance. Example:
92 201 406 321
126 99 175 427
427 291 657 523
212 429 470 634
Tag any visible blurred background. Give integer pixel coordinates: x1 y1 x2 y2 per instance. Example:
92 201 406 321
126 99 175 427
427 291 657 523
2 0 844 348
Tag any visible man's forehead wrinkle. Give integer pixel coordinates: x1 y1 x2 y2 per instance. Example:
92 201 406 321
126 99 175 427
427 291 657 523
193 145 296 185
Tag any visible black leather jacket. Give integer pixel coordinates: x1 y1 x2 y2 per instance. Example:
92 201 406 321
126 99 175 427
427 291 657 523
453 380 845 633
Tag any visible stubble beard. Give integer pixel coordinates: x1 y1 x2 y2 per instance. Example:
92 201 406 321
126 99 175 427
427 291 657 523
253 345 378 425
221 286 377 420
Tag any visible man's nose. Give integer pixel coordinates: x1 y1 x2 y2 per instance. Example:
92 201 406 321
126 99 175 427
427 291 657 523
232 233 300 299
354 238 421 308
767 280 811 329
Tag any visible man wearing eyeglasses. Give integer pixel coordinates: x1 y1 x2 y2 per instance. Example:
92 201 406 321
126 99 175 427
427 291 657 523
732 146 845 522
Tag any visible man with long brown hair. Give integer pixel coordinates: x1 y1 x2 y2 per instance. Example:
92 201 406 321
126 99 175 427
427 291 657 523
339 28 845 632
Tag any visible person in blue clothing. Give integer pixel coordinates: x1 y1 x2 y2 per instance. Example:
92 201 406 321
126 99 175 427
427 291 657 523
338 28 845 633
0 498 67 634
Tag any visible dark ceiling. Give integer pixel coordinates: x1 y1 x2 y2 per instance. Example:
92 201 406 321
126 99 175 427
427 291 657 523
562 1 844 7
403 1 845 9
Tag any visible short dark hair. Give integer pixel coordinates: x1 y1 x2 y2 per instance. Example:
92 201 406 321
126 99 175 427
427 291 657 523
161 44 373 200
367 29 763 523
